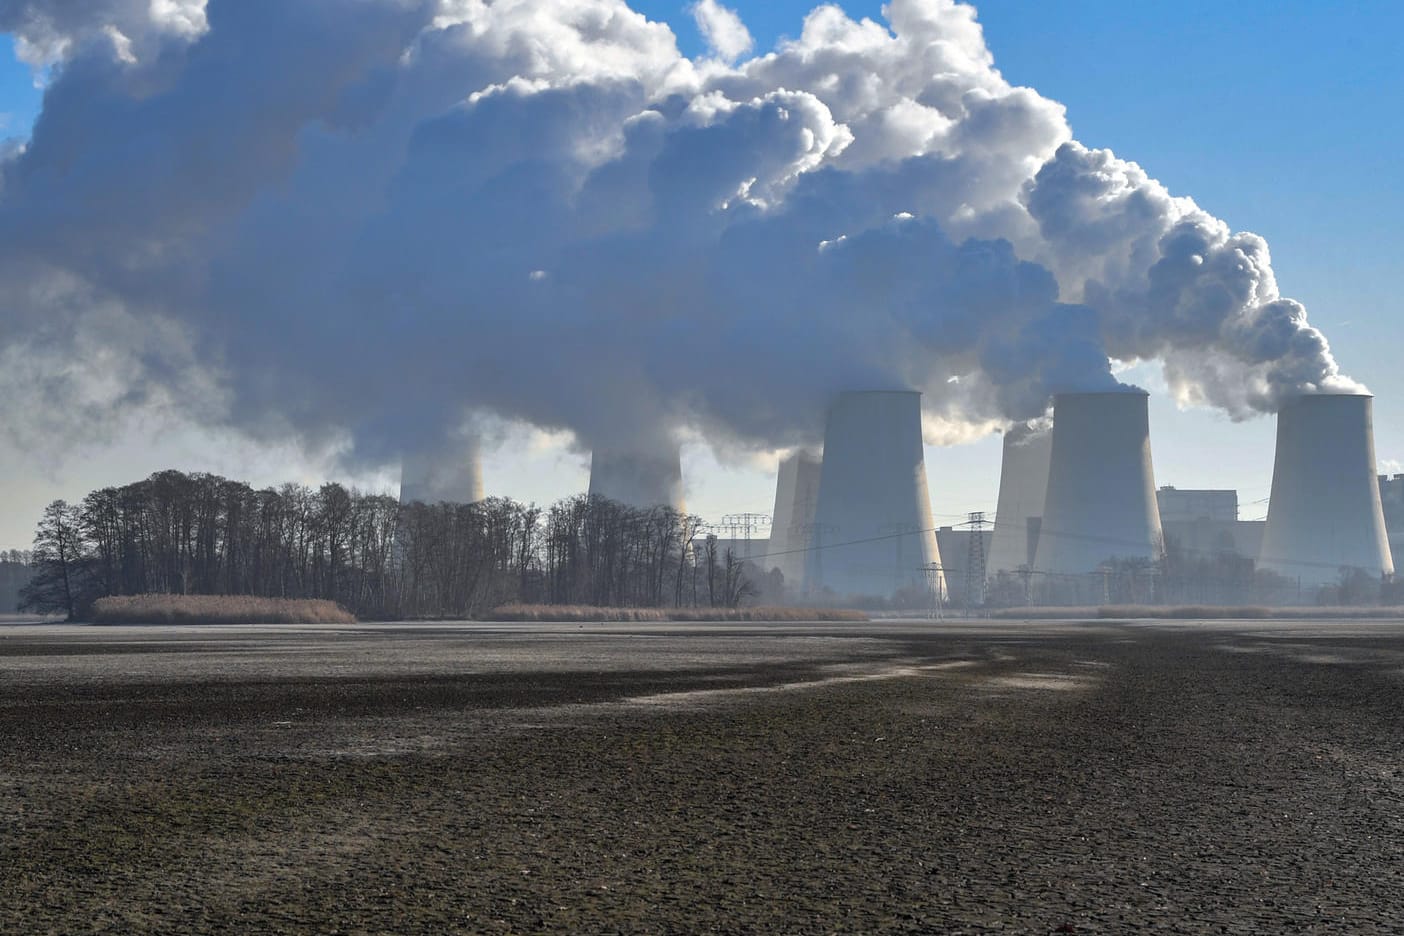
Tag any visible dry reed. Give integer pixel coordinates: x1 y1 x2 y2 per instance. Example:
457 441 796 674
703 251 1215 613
90 595 356 626
987 605 1404 621
489 604 868 623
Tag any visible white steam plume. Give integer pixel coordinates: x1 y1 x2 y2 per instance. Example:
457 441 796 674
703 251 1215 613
0 0 1356 476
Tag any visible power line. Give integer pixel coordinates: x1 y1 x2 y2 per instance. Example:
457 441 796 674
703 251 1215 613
719 513 771 561
961 511 987 609
738 514 1373 575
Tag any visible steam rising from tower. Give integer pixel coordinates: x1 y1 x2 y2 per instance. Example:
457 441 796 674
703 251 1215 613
587 444 685 511
805 391 940 600
1034 391 1164 575
1258 394 1394 586
0 0 1364 480
399 443 484 506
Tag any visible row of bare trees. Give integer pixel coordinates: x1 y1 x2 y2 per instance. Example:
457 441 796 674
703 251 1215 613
18 470 757 619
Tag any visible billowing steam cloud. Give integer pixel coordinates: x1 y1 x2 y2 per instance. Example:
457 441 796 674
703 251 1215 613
0 0 1357 472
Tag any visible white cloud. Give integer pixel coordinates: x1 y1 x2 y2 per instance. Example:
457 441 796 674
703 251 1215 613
690 0 752 63
0 0 208 68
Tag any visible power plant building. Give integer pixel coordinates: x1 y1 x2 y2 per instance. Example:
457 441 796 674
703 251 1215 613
1033 391 1164 576
690 535 771 561
1156 488 1237 525
1259 394 1394 587
1156 487 1264 562
805 391 941 601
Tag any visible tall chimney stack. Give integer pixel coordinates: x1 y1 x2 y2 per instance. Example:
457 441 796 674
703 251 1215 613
399 441 485 506
986 423 1053 578
806 391 941 600
588 443 685 511
1259 393 1394 586
767 450 822 593
1034 391 1163 575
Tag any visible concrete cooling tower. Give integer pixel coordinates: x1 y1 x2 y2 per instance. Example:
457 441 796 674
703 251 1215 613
588 444 685 511
399 444 485 506
985 424 1053 577
1033 391 1164 575
804 391 941 600
1258 393 1394 587
766 450 822 592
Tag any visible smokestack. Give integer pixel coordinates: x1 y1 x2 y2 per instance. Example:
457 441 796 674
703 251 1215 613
1259 393 1394 586
986 424 1053 577
399 444 485 506
1034 391 1163 575
588 444 685 511
805 391 941 600
766 450 822 592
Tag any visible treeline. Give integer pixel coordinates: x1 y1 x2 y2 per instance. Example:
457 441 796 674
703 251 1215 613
18 469 759 619
0 550 34 615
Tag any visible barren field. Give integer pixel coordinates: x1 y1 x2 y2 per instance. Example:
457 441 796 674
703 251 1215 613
3 618 1404 933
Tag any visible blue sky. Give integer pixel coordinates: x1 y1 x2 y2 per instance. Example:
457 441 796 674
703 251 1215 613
1 1 1400 538
0 37 40 138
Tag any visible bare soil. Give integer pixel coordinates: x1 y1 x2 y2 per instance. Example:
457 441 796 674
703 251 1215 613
2 619 1403 933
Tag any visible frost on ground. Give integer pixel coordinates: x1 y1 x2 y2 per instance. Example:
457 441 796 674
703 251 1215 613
3 619 1404 933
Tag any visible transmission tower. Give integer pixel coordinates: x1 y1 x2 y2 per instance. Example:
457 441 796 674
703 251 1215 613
962 511 987 611
917 563 946 620
722 513 771 562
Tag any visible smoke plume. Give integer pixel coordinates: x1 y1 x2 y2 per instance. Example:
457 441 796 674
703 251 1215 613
0 0 1357 473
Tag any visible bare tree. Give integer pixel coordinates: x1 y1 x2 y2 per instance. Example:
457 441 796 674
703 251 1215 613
20 501 93 619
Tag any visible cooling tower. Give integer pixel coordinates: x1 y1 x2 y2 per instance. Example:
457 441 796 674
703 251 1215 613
766 450 822 591
985 424 1053 577
804 391 941 600
399 443 484 506
1259 393 1394 587
588 443 685 511
1033 391 1163 575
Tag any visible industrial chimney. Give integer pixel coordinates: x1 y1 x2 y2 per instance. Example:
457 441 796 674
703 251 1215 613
1259 393 1394 587
1033 391 1164 576
766 450 822 593
588 443 685 511
985 423 1053 578
805 391 941 600
399 442 485 506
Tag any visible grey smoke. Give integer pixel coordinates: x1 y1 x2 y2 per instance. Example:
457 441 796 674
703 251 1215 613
0 0 1357 475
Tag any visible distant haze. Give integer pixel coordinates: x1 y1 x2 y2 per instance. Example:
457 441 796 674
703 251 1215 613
0 1 1359 497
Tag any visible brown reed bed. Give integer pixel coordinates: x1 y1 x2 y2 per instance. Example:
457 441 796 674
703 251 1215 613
987 604 1404 620
90 595 356 626
488 604 868 623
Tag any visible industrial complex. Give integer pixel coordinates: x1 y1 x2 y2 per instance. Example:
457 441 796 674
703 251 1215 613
400 388 1399 608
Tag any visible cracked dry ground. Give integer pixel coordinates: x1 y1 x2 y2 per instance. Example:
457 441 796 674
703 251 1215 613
3 621 1404 933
